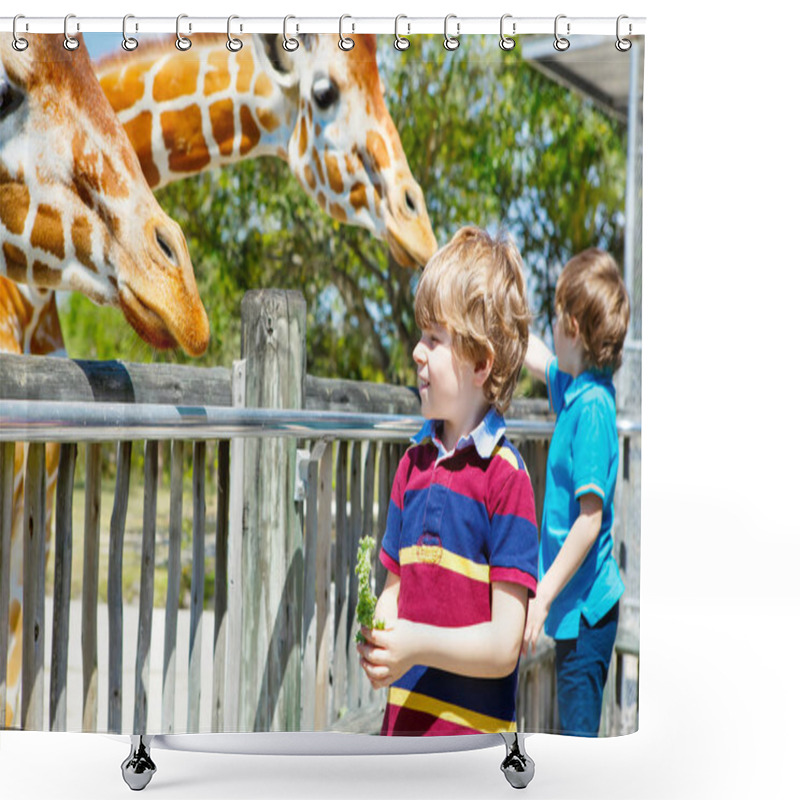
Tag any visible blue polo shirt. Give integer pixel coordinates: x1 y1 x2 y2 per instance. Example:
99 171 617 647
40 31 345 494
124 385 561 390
541 357 624 640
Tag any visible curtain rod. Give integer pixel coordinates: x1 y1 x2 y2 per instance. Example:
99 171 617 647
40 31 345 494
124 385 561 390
0 16 646 37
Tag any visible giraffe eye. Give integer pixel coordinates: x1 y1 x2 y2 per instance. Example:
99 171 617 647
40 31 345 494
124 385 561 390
0 79 24 119
311 77 340 111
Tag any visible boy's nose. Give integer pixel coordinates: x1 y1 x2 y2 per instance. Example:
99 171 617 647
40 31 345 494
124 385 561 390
412 341 425 364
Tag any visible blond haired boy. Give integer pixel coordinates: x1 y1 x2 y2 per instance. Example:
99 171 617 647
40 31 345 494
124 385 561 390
522 247 630 737
358 227 539 736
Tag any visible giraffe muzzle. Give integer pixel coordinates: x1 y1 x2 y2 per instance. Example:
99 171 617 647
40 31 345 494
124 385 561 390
118 217 209 357
385 179 438 269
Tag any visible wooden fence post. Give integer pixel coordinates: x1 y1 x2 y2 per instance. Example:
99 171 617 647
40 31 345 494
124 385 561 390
52 442 77 731
239 290 306 732
107 441 131 734
21 443 46 730
0 442 14 726
226 360 246 732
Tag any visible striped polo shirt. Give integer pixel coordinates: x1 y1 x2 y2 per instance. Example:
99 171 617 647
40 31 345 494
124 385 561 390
379 409 539 736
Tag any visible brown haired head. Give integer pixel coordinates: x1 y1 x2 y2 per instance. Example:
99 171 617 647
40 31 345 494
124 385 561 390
415 226 531 414
555 248 630 372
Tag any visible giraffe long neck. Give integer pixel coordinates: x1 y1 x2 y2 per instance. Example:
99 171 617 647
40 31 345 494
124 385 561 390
0 282 64 357
97 37 294 190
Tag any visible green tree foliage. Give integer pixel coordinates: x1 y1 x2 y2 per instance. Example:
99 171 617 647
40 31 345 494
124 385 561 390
62 36 626 395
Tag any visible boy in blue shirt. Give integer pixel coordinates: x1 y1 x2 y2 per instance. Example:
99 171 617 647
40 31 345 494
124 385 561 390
522 247 630 737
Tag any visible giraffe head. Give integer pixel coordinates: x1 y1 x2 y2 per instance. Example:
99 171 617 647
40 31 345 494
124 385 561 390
260 34 437 268
97 33 437 268
0 34 209 356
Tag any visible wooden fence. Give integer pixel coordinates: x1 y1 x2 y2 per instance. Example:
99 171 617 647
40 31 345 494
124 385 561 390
0 289 639 736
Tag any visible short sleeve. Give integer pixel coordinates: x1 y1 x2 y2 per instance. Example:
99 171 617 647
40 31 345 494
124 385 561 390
572 403 613 502
487 465 539 594
379 453 408 575
546 357 573 415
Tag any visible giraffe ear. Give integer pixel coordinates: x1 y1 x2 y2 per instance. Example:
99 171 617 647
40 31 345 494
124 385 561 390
256 33 311 83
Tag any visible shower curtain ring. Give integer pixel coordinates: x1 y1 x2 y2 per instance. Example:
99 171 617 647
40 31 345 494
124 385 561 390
122 14 139 51
615 15 632 52
12 15 29 52
394 15 410 51
443 14 460 51
499 14 515 50
339 15 355 51
176 14 192 51
282 15 299 51
64 14 80 50
227 15 243 52
554 14 570 51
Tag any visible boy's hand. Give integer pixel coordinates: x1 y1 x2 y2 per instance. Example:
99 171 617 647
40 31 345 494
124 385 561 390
373 587 398 629
357 619 416 690
520 595 548 657
524 335 553 385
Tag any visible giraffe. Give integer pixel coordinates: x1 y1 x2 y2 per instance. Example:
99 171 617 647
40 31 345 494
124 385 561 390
1 33 436 730
94 33 437 268
0 33 210 728
0 33 209 354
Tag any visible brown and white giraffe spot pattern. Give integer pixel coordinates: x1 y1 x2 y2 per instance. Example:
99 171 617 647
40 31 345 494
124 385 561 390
239 107 260 156
1 104 125 302
122 112 160 187
0 181 30 236
161 106 211 173
153 53 201 103
101 37 296 189
98 57 157 112
30 204 65 261
209 99 235 157
204 50 231 95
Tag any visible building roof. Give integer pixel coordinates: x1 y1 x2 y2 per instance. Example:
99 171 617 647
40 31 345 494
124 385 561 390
521 35 643 124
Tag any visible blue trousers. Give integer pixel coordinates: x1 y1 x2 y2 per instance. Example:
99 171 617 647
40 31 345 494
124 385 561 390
554 603 619 737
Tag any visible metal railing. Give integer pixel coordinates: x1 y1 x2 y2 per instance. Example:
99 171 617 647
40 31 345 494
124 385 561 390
0 399 641 443
1 397 640 735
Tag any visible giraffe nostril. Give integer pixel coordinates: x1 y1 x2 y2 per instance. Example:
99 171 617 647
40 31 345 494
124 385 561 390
405 190 417 215
155 229 177 267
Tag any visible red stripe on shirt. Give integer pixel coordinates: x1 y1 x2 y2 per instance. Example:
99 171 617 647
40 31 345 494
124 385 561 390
490 566 538 595
381 703 482 736
402 447 534 517
380 548 400 575
398 564 492 626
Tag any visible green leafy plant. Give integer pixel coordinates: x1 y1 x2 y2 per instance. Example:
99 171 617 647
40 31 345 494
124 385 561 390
355 536 385 644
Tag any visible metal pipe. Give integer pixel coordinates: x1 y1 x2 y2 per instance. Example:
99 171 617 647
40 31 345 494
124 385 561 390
0 16 647 37
0 399 640 444
624 38 643 339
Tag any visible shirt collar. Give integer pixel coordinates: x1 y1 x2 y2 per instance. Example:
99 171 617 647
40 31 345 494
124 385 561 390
411 407 506 460
563 367 616 407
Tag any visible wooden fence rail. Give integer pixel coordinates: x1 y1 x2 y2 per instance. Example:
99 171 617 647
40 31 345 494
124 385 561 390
0 288 639 736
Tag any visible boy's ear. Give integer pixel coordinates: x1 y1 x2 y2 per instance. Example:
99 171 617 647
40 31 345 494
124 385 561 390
473 353 494 387
566 315 580 339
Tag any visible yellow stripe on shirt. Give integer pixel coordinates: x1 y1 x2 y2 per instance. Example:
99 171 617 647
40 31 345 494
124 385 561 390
490 444 529 476
388 687 516 734
399 546 490 583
